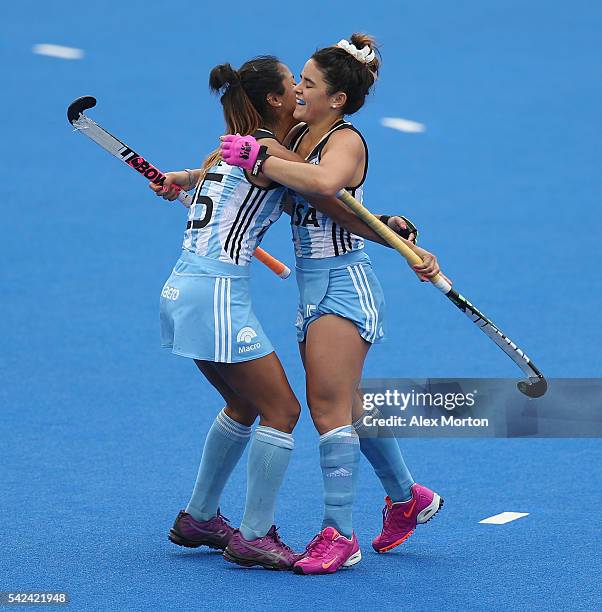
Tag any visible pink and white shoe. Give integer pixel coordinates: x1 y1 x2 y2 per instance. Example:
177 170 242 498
293 527 361 575
372 483 444 553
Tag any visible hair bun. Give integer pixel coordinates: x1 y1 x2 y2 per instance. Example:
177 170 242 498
209 63 241 93
349 32 376 50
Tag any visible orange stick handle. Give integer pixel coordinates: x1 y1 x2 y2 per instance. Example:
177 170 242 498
253 247 291 279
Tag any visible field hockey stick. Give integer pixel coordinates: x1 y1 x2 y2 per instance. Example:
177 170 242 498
337 189 547 398
67 96 291 280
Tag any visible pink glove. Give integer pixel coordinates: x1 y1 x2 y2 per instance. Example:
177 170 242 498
220 134 260 170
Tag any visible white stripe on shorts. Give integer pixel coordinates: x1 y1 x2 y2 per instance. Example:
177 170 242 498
213 277 232 362
220 278 226 362
214 278 221 361
347 265 375 342
356 265 378 342
226 278 232 363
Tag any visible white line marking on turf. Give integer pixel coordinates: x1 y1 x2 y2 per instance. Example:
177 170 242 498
381 117 426 133
32 44 84 60
479 512 529 525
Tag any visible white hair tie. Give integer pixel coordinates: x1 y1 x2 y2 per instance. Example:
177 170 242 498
336 39 376 64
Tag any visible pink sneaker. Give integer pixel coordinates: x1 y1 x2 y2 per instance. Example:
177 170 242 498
293 527 361 575
372 483 444 553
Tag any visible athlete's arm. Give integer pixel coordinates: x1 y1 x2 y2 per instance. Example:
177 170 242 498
303 196 388 245
252 139 416 245
261 129 362 196
149 169 201 201
258 139 307 162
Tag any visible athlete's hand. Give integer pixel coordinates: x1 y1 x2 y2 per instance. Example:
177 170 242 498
148 171 188 201
387 216 417 243
220 134 260 170
411 246 452 285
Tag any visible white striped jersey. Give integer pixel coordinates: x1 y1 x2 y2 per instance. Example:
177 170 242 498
182 130 286 265
289 120 367 259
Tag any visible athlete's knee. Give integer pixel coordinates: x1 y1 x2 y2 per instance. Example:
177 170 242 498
307 387 352 432
259 397 301 433
351 391 365 422
308 403 351 434
224 400 258 428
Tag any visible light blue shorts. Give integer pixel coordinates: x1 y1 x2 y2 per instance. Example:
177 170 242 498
160 250 274 363
295 249 386 344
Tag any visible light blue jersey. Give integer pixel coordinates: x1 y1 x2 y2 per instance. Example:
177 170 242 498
183 131 286 265
289 120 366 259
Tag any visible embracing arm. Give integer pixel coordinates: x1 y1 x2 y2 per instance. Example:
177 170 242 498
261 139 416 245
263 130 362 196
222 129 363 197
306 195 396 246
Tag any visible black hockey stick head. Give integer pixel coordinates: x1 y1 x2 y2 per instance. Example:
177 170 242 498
517 376 548 398
67 96 97 124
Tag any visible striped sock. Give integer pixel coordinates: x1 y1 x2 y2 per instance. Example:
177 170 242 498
353 410 414 502
239 426 294 541
320 425 360 538
186 409 252 521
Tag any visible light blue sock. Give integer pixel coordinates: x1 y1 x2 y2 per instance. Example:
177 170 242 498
320 425 360 538
186 409 252 521
353 410 414 502
239 426 294 540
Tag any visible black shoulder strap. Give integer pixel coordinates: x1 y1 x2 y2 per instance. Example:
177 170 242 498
252 127 278 142
289 123 309 152
310 119 348 160
338 123 369 189
310 121 369 189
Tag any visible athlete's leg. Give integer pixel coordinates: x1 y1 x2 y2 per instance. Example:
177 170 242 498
350 387 443 554
184 360 257 522
351 391 414 502
212 352 299 433
213 353 301 541
195 360 258 425
301 315 368 538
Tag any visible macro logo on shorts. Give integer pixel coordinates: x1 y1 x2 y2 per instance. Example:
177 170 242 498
236 326 261 354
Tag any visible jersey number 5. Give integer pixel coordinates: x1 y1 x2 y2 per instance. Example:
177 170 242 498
187 173 222 229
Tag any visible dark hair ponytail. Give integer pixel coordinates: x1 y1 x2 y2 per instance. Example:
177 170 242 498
200 56 286 178
209 63 263 135
312 33 380 115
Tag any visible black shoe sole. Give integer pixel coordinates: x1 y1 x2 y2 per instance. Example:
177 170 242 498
222 549 291 571
168 529 224 550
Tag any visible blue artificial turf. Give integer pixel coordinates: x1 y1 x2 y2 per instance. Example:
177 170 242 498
2 1 601 609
